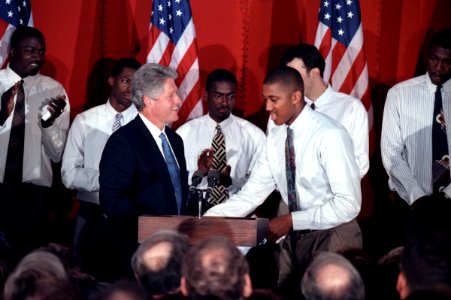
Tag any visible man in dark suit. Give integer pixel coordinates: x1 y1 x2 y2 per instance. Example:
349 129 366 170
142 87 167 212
99 63 189 279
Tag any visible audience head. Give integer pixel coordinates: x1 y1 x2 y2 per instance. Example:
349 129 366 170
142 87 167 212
206 69 237 123
109 58 142 112
301 251 365 300
397 230 451 299
3 250 68 300
131 63 180 128
427 28 451 85
181 236 252 300
131 230 188 297
9 26 46 78
97 280 148 300
263 65 305 126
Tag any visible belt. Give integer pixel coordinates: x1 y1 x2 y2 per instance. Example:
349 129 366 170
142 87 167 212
296 229 317 235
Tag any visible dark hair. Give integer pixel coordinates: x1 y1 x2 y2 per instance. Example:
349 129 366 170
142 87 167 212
400 231 451 293
280 44 325 77
183 236 249 300
430 28 451 50
263 65 305 96
111 58 142 77
98 280 148 300
10 26 45 50
206 69 237 91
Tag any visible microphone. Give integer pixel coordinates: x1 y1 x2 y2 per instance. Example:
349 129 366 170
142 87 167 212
189 170 204 192
204 169 220 203
187 170 204 206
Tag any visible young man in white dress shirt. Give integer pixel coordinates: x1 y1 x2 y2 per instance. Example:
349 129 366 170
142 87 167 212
205 66 362 297
177 69 265 213
61 58 141 278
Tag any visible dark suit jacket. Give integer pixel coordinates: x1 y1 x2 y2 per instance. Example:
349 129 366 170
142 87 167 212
99 115 189 218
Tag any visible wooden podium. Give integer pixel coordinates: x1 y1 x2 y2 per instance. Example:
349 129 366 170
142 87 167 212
138 215 269 247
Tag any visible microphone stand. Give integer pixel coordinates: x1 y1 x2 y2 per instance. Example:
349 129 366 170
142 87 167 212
189 187 208 219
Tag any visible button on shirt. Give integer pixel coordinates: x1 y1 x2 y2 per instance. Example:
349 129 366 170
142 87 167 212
176 114 266 195
381 74 451 204
206 106 361 231
61 100 138 204
0 65 70 187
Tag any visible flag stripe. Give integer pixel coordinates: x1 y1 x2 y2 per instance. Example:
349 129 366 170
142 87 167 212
147 0 202 128
314 0 372 132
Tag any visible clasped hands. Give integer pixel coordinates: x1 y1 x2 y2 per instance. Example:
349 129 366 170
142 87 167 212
197 148 232 187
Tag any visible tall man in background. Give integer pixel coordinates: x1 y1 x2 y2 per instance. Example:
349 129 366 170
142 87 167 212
381 28 451 240
0 27 69 256
279 44 369 178
61 58 141 277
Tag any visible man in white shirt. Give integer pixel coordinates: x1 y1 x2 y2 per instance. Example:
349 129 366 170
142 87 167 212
381 28 451 242
0 27 69 256
279 44 369 178
205 66 361 297
61 58 141 276
176 69 265 213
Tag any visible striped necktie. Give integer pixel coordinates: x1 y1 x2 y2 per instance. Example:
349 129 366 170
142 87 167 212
4 80 25 185
209 124 229 205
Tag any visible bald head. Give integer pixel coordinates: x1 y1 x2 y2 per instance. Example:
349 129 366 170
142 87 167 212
301 252 365 300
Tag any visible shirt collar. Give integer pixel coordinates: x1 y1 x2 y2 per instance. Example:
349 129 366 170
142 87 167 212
305 85 334 108
139 113 167 141
425 72 442 93
287 105 311 132
106 99 137 118
207 113 233 128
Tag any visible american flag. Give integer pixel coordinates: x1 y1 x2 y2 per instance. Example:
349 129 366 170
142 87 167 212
0 0 33 67
147 0 202 128
314 0 373 146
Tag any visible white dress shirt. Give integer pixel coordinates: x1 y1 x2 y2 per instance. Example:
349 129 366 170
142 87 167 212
176 114 266 195
206 106 361 231
381 74 451 205
61 100 137 204
0 65 70 187
305 86 369 178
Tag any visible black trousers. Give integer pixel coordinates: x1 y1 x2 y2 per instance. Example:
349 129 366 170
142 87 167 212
0 182 51 259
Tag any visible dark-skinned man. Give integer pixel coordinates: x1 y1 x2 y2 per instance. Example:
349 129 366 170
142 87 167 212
0 27 69 257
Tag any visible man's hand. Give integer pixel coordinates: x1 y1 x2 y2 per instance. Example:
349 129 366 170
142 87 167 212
197 148 214 176
0 82 21 126
41 95 66 128
268 214 293 242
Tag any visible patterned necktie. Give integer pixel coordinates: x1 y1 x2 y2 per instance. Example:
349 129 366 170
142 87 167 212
112 113 123 132
285 127 299 212
432 84 450 192
209 124 229 205
4 80 25 185
159 133 182 214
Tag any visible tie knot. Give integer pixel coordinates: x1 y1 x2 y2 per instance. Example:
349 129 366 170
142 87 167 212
115 113 123 121
436 84 442 92
216 124 222 132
